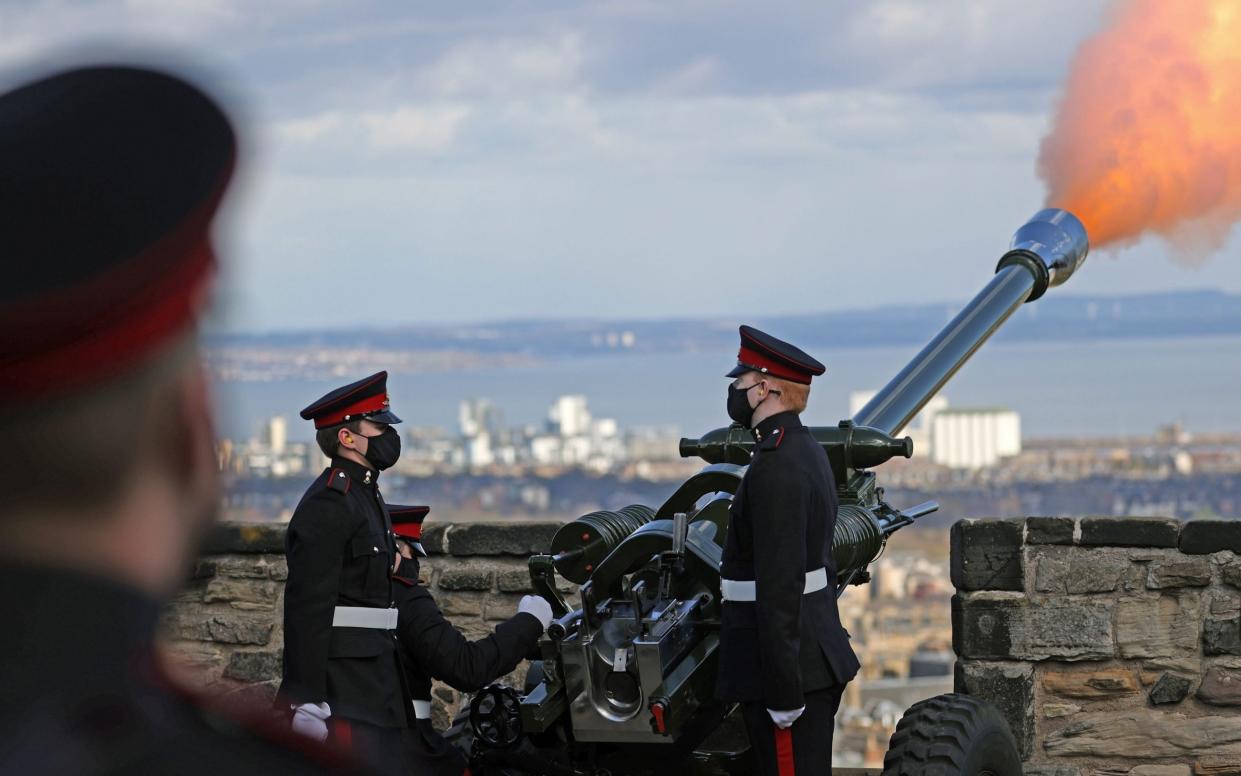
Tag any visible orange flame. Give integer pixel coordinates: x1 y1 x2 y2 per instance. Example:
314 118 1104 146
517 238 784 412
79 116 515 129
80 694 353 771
1040 0 1241 257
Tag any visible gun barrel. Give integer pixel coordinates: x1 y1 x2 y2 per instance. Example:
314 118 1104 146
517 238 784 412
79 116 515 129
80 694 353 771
852 208 1088 436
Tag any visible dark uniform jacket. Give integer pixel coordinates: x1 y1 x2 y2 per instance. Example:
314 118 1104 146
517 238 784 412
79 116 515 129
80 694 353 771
280 456 408 729
715 411 861 711
391 565 543 776
0 563 372 775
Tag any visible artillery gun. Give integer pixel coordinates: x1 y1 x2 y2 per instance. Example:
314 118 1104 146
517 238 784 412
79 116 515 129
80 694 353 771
451 209 1089 775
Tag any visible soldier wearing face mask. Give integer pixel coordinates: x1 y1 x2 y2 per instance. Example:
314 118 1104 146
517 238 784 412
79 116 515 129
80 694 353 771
280 371 413 773
716 326 860 776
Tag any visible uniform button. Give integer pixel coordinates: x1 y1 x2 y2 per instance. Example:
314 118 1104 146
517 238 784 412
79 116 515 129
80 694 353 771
373 546 379 552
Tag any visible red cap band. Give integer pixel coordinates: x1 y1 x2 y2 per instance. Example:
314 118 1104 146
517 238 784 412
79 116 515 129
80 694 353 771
394 523 423 541
314 392 391 428
737 345 813 384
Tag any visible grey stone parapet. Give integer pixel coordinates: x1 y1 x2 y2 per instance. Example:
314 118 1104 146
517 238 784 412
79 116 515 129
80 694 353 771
162 520 568 727
951 516 1241 776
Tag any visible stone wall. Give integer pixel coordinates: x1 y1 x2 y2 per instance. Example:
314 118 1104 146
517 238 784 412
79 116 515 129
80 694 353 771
952 517 1241 776
161 520 568 728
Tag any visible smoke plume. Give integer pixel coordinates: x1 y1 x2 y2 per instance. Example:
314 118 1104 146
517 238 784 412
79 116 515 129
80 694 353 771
1039 0 1241 259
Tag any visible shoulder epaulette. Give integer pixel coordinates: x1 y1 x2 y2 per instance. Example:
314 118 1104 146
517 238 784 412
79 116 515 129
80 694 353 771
326 468 351 494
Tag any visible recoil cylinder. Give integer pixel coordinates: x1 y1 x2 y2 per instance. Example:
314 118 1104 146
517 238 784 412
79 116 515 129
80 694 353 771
831 504 885 580
550 504 656 584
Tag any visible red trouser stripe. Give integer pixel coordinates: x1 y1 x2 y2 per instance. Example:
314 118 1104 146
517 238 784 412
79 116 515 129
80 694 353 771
774 725 796 776
331 718 352 751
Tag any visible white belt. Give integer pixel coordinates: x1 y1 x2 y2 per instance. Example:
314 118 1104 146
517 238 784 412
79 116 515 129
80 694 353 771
412 699 432 720
720 567 829 602
332 606 398 629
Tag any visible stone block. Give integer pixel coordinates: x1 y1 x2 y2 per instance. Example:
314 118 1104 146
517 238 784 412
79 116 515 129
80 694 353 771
1023 599 1116 661
1022 767 1080 776
1222 559 1241 589
1142 656 1203 676
1211 592 1241 618
1129 767 1192 776
953 593 1019 659
1043 703 1080 718
421 523 449 555
213 556 272 579
954 592 1114 661
1198 666 1241 706
954 660 1034 758
1034 548 1135 595
1034 554 1070 594
497 568 534 593
1195 757 1241 776
224 650 283 683
445 522 560 557
269 559 289 581
1148 672 1192 705
1042 665 1139 699
438 566 495 591
1204 617 1241 656
203 578 280 609
1147 558 1213 589
165 611 274 646
1116 593 1201 659
1181 521 1241 555
951 519 1025 592
1027 517 1076 545
202 523 287 554
1079 517 1179 548
1044 709 1241 757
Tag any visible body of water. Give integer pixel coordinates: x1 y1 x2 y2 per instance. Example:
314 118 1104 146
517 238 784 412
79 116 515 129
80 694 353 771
214 334 1241 444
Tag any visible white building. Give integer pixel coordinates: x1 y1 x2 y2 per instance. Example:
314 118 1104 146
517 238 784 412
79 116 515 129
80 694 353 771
459 399 502 437
930 408 1021 470
465 433 495 468
548 395 591 437
265 416 287 455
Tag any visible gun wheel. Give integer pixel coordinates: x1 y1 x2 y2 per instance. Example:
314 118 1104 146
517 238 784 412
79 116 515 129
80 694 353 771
881 693 1020 776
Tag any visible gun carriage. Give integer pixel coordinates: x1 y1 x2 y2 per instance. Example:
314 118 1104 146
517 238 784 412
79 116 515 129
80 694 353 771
452 209 1089 775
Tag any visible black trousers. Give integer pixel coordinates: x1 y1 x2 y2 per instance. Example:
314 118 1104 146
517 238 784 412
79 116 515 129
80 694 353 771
741 685 845 776
328 716 408 776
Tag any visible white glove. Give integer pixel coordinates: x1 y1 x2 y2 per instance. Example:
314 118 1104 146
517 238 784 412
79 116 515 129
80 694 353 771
768 706 805 729
518 595 554 629
291 702 331 742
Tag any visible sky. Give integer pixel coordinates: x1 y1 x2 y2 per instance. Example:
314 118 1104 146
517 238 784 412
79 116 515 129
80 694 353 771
4 0 1240 332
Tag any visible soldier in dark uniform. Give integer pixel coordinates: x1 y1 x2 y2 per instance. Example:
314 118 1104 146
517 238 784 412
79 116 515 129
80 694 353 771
279 371 414 773
0 65 371 774
715 325 861 776
387 506 552 776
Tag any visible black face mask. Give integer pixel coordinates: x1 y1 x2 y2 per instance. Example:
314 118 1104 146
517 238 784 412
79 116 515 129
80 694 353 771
726 383 759 428
361 426 402 471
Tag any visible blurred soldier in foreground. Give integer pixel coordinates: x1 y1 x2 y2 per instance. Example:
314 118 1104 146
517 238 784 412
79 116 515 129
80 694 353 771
0 65 366 774
279 372 413 772
387 506 552 776
716 326 861 775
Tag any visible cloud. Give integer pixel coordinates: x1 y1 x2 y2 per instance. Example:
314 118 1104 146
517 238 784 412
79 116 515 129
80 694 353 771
274 111 344 143
417 31 587 98
359 104 472 152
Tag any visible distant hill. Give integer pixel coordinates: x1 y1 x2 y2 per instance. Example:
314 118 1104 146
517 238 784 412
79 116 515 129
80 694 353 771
207 289 1241 357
